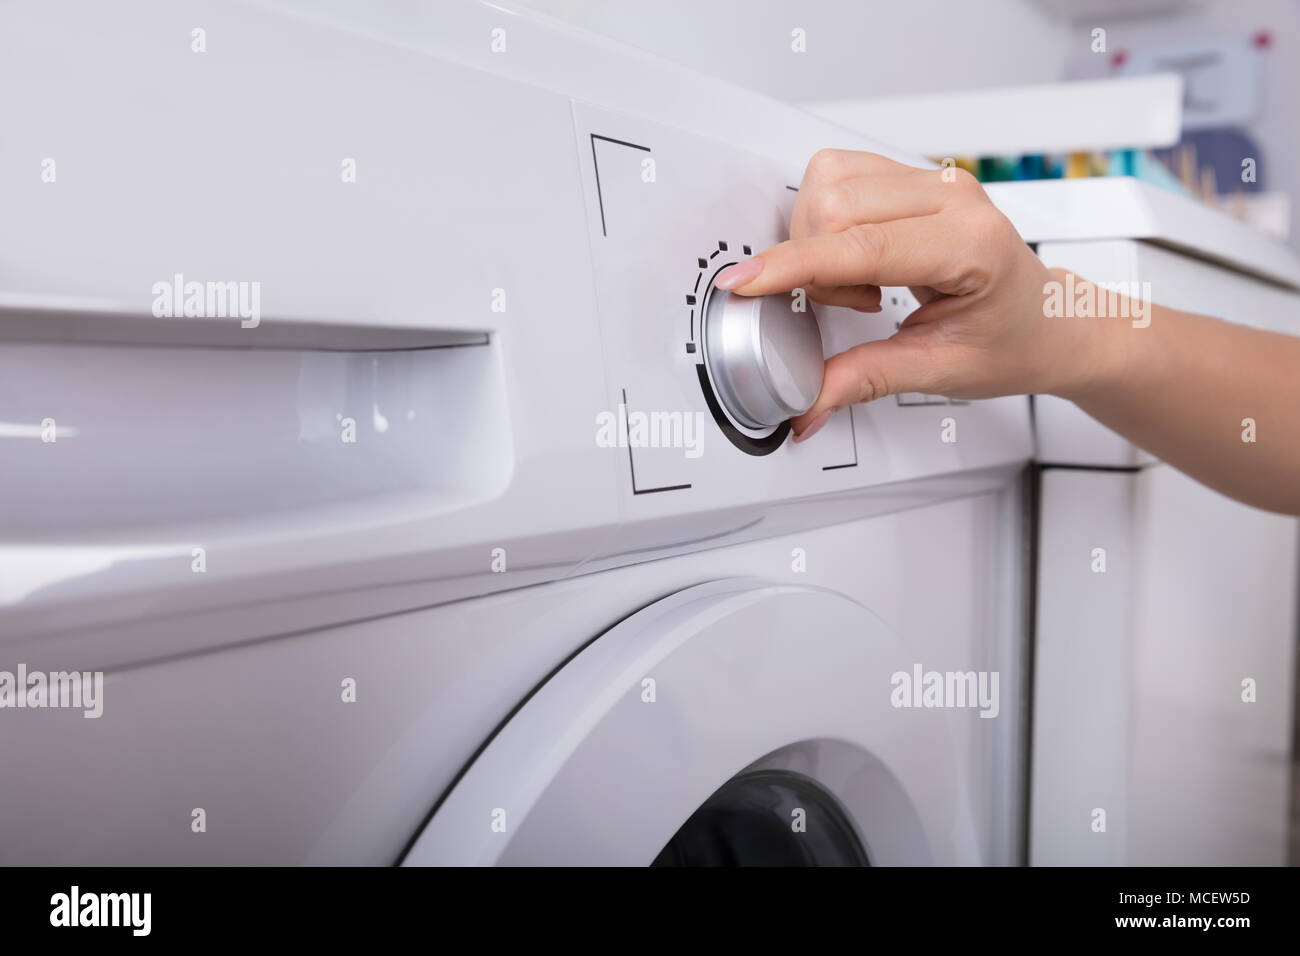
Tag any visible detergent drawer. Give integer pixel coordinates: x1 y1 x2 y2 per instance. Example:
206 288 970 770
0 0 620 668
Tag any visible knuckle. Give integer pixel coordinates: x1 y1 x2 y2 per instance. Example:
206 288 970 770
952 256 994 296
845 221 889 265
806 183 851 229
856 363 892 402
950 167 983 194
971 205 1012 243
806 147 848 181
952 257 994 296
949 209 1009 292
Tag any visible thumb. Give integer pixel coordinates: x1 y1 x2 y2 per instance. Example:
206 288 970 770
791 336 946 440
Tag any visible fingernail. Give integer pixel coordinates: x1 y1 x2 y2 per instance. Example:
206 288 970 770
792 408 834 443
715 257 764 290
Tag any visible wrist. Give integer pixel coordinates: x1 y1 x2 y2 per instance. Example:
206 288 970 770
1040 269 1146 402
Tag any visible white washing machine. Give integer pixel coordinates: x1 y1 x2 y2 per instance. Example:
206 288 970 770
0 0 1034 865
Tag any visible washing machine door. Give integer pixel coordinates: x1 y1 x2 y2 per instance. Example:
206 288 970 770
403 579 979 866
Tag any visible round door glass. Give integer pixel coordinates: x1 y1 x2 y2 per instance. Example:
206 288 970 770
652 769 869 867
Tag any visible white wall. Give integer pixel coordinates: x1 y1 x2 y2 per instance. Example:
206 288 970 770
520 0 1070 102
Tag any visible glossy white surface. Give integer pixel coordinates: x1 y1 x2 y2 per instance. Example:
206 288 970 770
990 177 1300 290
1030 470 1135 865
0 494 1027 865
807 74 1184 156
2 0 1294 872
0 0 1033 661
0 0 1032 866
0 0 623 651
1125 466 1296 865
405 581 981 866
1032 464 1298 866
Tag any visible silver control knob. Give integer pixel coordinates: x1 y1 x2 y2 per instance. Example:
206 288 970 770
703 288 825 429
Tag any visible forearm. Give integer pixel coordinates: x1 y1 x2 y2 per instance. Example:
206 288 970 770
1054 271 1300 515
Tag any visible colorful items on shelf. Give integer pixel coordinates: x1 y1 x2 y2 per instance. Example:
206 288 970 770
939 148 1191 198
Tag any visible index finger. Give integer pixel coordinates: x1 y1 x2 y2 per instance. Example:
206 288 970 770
717 215 968 296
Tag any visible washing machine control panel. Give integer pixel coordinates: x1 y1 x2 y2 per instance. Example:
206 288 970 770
574 103 1033 515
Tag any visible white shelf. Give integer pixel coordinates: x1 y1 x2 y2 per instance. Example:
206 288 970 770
803 74 1183 157
988 177 1300 290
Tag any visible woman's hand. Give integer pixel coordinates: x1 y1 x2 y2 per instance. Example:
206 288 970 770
715 149 1091 439
714 149 1300 516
